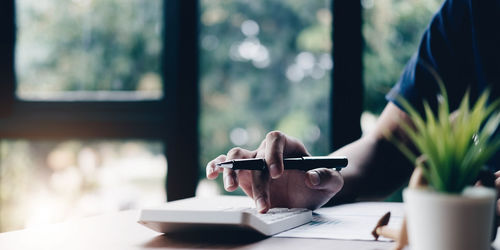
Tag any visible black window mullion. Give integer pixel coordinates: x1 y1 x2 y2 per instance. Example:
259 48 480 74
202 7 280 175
331 0 363 151
0 0 15 117
163 0 199 201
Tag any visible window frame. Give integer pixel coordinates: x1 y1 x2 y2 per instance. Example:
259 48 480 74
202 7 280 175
0 0 362 201
331 0 363 150
0 0 200 201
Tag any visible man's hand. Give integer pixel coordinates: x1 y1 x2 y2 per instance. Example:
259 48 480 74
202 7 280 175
495 171 500 215
206 131 344 213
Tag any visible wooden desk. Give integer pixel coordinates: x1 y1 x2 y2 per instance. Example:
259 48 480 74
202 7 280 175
1 210 499 250
0 210 395 250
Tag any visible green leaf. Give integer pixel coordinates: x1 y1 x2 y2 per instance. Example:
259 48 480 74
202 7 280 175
390 77 500 193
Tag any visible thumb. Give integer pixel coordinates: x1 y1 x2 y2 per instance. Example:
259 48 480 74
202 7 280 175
305 168 344 193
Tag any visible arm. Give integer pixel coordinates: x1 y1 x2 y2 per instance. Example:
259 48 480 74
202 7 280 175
329 102 414 204
337 0 474 202
207 0 484 211
206 102 415 211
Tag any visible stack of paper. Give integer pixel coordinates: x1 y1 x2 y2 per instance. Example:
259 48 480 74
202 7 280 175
275 202 404 241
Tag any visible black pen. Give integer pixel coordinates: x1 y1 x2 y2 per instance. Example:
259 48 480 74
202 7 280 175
216 156 348 171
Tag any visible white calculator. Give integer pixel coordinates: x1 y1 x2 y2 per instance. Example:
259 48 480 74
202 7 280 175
138 196 312 236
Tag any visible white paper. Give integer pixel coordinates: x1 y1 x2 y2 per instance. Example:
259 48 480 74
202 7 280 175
275 202 404 241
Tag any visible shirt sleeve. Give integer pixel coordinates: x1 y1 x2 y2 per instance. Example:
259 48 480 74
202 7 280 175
386 0 473 115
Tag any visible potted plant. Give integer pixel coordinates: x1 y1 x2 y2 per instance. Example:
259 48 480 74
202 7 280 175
391 82 500 250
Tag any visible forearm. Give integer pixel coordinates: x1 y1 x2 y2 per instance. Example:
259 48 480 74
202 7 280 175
326 102 419 205
327 136 375 204
327 134 413 205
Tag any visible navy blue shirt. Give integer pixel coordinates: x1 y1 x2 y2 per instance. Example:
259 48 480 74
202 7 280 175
386 0 500 171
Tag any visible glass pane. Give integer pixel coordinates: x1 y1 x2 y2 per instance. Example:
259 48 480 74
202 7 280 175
0 140 166 232
15 0 163 101
362 0 442 133
199 0 332 193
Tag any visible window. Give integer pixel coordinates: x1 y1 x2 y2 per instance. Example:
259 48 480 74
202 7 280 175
199 0 333 193
1 0 443 233
0 0 198 233
360 0 443 202
362 0 443 133
0 140 165 232
16 0 163 101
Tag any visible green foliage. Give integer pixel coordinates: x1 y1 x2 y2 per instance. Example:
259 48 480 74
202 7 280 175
392 80 500 193
17 0 449 190
363 0 442 114
200 0 446 184
200 0 333 181
16 0 162 95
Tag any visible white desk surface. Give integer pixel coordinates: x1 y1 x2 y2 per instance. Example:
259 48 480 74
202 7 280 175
1 201 499 250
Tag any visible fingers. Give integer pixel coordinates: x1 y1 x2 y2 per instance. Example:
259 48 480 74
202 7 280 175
264 131 286 179
223 147 256 192
495 171 500 199
304 168 344 194
252 167 271 213
206 155 227 179
223 168 239 191
251 149 271 213
236 170 254 198
495 171 500 190
491 171 500 216
497 199 500 216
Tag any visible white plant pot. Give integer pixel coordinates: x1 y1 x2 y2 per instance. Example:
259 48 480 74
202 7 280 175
403 187 496 250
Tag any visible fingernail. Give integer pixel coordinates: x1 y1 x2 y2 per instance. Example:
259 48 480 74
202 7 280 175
225 175 234 189
207 167 213 176
309 171 320 186
256 198 267 212
269 164 279 178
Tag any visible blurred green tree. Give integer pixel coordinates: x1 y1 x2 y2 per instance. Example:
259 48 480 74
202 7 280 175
200 0 333 185
363 0 442 114
16 0 163 98
16 0 444 196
